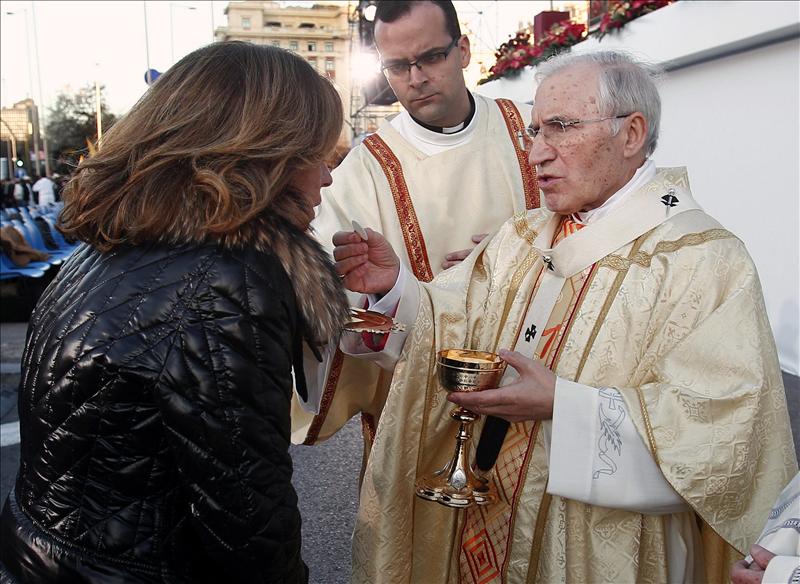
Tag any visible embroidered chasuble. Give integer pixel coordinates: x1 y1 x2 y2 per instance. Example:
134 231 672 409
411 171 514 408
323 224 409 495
458 217 590 583
348 168 796 583
293 94 538 448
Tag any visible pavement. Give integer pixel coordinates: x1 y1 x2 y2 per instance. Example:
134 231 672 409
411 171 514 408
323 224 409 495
1 319 799 582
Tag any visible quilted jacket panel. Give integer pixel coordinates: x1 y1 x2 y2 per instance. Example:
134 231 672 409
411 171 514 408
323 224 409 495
3 241 308 583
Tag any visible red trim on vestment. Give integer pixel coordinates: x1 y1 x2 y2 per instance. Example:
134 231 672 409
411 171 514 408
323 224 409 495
363 134 434 283
495 99 540 211
302 348 345 445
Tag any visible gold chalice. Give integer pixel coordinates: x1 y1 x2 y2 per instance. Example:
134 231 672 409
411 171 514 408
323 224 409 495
415 349 506 508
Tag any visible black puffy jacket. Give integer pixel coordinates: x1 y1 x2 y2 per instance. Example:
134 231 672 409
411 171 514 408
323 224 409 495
0 226 348 583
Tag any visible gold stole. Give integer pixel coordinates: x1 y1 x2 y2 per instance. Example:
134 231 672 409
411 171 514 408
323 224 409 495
458 216 596 584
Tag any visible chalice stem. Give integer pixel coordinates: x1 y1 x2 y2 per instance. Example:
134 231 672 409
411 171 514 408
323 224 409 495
440 411 478 490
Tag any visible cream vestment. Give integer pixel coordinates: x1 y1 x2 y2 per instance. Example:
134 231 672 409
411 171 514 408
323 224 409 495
293 93 539 448
334 168 797 583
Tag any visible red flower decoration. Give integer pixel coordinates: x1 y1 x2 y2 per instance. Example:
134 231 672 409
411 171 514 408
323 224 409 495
478 1 674 84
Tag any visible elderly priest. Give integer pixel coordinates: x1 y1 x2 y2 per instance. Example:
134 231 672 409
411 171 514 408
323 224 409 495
324 50 797 583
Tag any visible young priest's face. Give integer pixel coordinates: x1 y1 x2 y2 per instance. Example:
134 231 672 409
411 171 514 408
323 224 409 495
374 2 470 128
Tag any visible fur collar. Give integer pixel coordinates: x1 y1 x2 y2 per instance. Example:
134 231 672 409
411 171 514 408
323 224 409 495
162 188 349 352
249 212 349 352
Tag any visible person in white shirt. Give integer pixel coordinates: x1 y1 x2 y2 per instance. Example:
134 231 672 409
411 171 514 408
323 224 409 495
32 175 56 206
327 50 796 583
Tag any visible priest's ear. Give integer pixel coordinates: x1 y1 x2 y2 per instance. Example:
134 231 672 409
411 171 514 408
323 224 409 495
622 112 648 159
458 35 471 69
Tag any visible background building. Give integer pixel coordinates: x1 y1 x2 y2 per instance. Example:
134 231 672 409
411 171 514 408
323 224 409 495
216 1 400 147
0 99 42 179
216 2 592 145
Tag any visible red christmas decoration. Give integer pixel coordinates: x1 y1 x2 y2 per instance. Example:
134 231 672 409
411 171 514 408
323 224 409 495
479 1 675 85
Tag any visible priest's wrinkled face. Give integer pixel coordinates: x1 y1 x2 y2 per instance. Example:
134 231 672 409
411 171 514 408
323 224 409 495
374 1 471 128
527 64 645 216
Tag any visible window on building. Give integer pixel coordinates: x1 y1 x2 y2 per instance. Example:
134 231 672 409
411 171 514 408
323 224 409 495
265 21 281 27
324 57 335 80
241 16 251 30
271 40 280 47
308 57 317 69
307 41 316 52
324 41 334 52
299 22 315 29
289 40 299 51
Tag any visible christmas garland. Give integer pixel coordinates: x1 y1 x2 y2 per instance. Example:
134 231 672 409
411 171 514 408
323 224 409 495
478 0 674 85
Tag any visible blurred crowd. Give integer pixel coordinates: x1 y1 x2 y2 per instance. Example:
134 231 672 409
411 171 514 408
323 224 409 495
1 174 70 209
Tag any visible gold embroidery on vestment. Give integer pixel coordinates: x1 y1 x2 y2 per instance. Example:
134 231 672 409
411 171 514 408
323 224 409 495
513 213 538 245
527 490 552 583
634 384 661 466
492 251 541 353
598 229 736 271
580 228 738 463
574 229 654 382
499 421 542 582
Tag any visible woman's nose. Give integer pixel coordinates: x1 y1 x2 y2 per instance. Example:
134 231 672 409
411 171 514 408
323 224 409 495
320 163 333 188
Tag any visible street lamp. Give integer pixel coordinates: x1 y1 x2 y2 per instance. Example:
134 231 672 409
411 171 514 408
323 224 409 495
4 10 33 101
30 2 52 176
362 4 377 22
170 3 197 65
209 1 216 43
95 64 103 142
4 9 40 175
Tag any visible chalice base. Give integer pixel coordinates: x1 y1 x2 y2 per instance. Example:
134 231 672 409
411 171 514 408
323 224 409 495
415 468 496 508
414 408 497 508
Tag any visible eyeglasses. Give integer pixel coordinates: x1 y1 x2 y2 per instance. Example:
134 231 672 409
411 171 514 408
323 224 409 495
523 114 633 147
380 37 461 80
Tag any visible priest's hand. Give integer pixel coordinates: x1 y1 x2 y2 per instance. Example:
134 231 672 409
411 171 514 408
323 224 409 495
730 545 775 584
332 228 400 295
446 349 556 422
442 233 488 270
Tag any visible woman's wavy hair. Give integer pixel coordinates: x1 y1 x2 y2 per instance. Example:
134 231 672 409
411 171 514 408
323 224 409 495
59 41 343 250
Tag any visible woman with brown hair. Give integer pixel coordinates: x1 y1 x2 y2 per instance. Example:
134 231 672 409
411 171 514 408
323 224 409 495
0 41 348 583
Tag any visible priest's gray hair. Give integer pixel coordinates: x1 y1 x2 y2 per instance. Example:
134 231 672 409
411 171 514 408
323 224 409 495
536 50 663 157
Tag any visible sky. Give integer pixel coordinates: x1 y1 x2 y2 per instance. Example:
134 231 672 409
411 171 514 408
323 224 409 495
0 1 551 115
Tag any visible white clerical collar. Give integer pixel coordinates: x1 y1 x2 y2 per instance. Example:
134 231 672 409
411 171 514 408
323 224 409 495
390 92 482 155
574 158 656 224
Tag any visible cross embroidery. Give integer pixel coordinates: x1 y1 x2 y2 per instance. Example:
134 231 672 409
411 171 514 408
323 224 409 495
661 189 679 207
524 324 537 343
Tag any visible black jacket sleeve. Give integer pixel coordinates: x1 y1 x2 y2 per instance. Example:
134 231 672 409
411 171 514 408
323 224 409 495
155 253 307 584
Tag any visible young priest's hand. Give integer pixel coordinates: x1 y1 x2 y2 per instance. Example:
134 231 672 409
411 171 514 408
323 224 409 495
332 228 400 295
442 233 488 270
446 349 556 422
